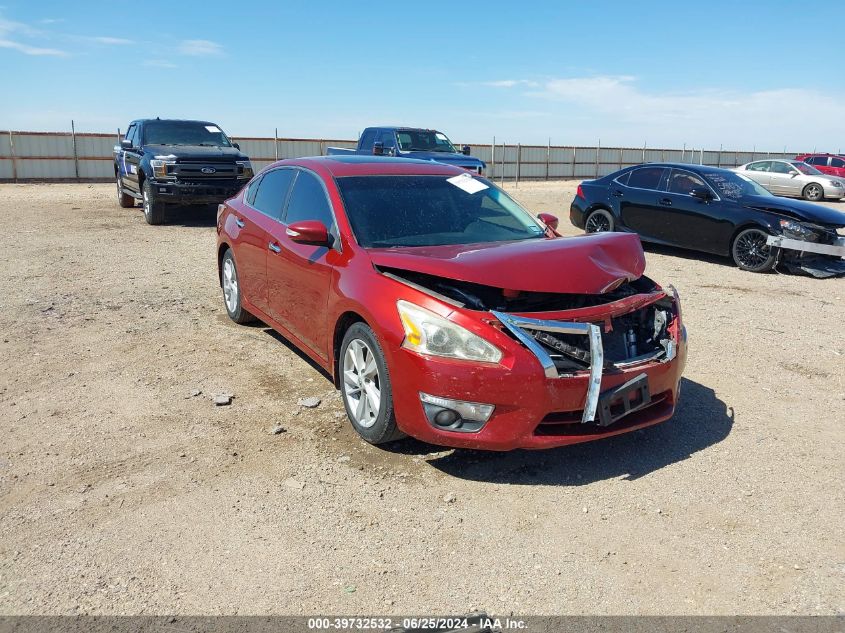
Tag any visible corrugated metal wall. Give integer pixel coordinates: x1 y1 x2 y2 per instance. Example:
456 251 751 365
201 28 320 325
0 129 809 182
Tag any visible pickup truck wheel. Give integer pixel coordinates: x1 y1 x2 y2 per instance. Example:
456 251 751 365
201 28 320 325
221 250 256 324
731 227 777 272
116 176 134 208
340 323 405 445
142 180 166 225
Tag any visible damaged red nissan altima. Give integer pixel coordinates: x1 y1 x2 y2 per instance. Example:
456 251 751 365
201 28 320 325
216 156 687 450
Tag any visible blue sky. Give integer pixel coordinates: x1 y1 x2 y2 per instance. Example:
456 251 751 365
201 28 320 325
1 1 843 151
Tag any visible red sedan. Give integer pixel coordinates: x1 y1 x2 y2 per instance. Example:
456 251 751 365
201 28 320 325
796 153 845 179
216 156 687 450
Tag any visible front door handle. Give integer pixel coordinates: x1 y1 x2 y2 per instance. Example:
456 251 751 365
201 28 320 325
268 242 281 253
611 189 624 197
235 218 245 228
659 198 673 206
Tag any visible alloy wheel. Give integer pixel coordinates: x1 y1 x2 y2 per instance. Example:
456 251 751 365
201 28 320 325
585 211 612 233
733 229 771 269
805 184 823 201
222 258 238 314
342 339 381 429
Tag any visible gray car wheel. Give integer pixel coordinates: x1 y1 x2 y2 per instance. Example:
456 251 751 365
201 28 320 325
802 183 824 202
585 208 614 233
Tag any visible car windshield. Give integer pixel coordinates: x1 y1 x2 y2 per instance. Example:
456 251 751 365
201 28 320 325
143 121 232 147
791 161 821 175
703 170 773 199
395 130 457 153
336 175 546 248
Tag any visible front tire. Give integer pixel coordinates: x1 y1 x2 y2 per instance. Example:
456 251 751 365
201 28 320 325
731 227 777 272
585 208 614 233
116 175 134 208
221 249 256 324
802 182 824 202
142 180 166 225
340 323 405 445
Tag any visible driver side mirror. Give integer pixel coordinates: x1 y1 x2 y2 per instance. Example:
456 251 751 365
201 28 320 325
690 188 712 201
538 212 559 230
286 220 331 246
461 145 471 156
232 142 240 150
120 139 133 150
372 141 384 156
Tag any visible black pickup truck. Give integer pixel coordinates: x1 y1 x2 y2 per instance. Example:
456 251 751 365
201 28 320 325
114 118 253 224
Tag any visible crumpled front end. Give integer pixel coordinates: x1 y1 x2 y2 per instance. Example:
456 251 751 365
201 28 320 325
767 220 845 278
383 269 687 450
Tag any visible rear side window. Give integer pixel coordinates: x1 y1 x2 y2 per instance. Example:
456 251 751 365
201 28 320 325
252 168 295 219
284 171 334 228
746 161 770 172
245 174 263 205
830 157 845 168
359 129 377 151
627 167 667 190
614 171 631 185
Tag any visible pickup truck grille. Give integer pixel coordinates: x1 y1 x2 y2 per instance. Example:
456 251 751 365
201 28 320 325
169 162 240 179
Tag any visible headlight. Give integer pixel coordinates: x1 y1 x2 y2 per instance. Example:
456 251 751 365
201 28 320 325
397 300 502 363
150 159 174 179
237 160 254 179
830 180 843 188
779 219 817 241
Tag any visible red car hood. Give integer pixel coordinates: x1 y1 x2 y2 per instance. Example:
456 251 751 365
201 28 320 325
367 233 646 294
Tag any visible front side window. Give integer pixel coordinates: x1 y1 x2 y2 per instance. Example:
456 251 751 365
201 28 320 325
395 130 457 153
769 161 795 175
808 156 829 166
336 175 545 248
125 124 137 147
668 170 707 195
792 162 821 175
143 121 232 147
627 167 667 190
284 171 334 228
252 168 295 218
379 130 396 148
358 129 377 151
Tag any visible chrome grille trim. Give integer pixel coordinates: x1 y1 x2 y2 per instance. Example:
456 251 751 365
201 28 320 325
492 311 604 424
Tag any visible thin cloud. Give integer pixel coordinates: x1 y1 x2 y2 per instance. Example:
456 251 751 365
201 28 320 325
143 59 177 68
178 39 223 56
482 79 540 88
0 38 67 56
89 36 134 45
0 12 67 55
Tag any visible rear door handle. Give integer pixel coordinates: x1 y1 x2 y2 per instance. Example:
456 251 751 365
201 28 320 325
659 198 672 206
268 242 281 253
235 218 245 228
611 190 624 197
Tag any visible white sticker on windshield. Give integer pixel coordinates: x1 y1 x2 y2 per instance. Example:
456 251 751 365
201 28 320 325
447 172 488 194
205 125 221 133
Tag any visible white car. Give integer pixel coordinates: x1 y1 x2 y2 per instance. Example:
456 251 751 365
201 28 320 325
734 159 845 201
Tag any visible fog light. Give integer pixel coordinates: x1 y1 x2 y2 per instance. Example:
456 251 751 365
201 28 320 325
419 392 494 433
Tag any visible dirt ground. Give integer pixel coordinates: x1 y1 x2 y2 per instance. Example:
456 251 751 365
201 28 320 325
0 181 843 616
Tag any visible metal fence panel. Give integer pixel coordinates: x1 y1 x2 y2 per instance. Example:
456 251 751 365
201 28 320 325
0 159 12 179
16 158 76 179
14 133 74 158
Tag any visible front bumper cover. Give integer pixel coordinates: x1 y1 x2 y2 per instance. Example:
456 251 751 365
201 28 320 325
766 234 845 258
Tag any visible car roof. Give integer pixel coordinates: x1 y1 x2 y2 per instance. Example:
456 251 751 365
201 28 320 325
135 118 219 125
271 155 467 177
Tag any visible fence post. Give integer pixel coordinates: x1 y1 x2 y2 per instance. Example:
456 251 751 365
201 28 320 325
571 146 576 179
595 140 600 178
681 143 685 163
71 120 80 180
500 143 505 187
619 147 623 171
9 130 17 183
515 143 521 187
274 128 279 161
718 144 722 168
641 142 646 164
319 139 324 156
491 136 495 179
700 148 703 165
546 138 550 181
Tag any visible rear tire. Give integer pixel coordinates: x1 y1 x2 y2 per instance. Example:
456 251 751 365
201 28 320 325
221 249 256 324
339 323 405 445
142 180 166 225
731 227 777 272
116 175 134 208
585 208 614 233
802 182 824 201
